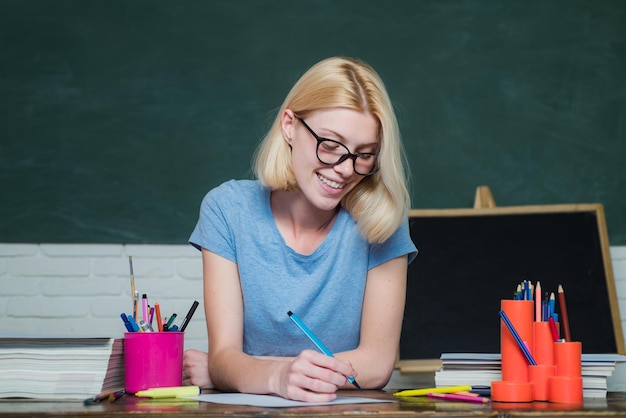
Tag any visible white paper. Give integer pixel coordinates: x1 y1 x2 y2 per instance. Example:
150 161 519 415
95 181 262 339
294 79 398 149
187 393 392 407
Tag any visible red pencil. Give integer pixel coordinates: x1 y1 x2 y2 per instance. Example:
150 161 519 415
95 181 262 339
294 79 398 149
558 284 572 342
548 317 560 342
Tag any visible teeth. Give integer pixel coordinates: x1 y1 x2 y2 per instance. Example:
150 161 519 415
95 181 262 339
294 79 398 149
318 174 345 189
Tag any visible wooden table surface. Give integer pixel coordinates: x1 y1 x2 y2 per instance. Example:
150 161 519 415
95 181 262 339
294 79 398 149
2 390 626 417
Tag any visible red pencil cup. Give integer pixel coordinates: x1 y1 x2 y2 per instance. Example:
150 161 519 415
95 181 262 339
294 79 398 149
124 332 184 393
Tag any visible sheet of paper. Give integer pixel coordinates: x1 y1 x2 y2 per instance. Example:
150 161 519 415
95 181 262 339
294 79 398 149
187 393 392 407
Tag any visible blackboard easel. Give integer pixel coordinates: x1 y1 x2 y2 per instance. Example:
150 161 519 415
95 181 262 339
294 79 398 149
397 186 623 373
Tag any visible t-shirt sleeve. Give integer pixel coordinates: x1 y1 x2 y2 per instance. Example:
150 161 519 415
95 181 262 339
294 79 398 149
188 182 238 263
368 218 418 270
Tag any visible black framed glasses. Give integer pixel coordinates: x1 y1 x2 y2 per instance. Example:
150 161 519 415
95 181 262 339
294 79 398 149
297 118 379 176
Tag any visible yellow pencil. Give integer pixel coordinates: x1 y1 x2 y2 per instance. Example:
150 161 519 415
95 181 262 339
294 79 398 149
393 385 472 397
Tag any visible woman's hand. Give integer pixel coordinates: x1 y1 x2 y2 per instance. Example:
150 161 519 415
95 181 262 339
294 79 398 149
273 349 357 402
182 349 213 388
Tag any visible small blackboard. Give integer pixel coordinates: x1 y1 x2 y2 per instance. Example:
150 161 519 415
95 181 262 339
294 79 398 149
399 203 624 369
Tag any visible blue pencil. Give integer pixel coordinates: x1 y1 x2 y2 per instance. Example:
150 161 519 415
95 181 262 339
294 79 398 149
499 310 536 366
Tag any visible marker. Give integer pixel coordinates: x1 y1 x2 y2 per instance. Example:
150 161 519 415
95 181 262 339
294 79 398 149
127 315 140 332
120 313 134 332
139 320 153 332
179 300 199 332
155 303 163 332
165 313 177 329
135 386 200 398
394 385 472 397
133 291 139 321
142 294 149 323
428 392 490 404
287 311 361 390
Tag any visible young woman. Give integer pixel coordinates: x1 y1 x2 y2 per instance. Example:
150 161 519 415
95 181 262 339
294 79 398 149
184 56 417 402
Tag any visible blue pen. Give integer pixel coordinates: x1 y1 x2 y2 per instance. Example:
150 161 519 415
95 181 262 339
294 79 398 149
287 311 361 390
120 313 134 332
127 314 140 332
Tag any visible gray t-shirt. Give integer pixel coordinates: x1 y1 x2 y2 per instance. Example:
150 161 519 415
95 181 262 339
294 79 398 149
189 179 417 356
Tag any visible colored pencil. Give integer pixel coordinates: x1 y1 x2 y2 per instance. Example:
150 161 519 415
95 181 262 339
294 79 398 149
394 385 472 397
428 392 490 404
535 281 542 321
499 310 537 365
548 317 560 342
558 284 572 341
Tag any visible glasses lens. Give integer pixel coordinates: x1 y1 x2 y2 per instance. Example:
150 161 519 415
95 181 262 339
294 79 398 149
317 140 377 175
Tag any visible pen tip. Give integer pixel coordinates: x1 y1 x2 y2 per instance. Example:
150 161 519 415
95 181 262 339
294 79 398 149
351 380 362 391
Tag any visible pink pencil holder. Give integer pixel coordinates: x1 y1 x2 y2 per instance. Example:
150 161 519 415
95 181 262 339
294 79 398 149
124 332 184 393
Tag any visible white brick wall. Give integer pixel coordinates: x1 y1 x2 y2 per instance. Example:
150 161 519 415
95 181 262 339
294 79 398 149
2 243 626 389
0 243 207 351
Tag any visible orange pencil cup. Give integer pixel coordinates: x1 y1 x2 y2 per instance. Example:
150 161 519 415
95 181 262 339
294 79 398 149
501 300 534 382
529 364 556 401
533 321 555 366
491 300 534 403
549 341 583 404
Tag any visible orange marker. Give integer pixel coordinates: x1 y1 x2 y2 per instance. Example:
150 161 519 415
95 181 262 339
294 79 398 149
154 303 163 332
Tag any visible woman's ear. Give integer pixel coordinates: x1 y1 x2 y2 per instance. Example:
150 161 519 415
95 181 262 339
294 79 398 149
280 109 296 145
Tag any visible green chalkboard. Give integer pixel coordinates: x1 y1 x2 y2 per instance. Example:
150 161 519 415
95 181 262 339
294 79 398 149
1 1 625 243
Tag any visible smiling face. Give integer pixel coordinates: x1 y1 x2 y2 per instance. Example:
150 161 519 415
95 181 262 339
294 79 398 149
281 107 379 212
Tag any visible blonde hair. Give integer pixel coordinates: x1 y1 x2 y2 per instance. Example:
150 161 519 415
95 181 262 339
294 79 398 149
253 57 410 243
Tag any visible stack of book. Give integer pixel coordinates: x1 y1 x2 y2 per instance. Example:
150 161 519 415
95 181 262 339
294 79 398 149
434 353 626 398
0 337 124 400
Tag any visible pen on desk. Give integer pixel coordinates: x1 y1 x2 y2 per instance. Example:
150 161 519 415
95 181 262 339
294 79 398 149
179 300 199 332
499 310 536 365
428 392 490 404
108 389 126 402
84 388 125 405
394 385 472 397
287 311 362 390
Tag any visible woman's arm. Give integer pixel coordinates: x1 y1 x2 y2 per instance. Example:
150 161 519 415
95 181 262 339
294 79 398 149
334 254 408 389
201 248 357 402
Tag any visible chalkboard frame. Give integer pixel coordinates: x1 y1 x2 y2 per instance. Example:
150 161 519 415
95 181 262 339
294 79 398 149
397 203 624 373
